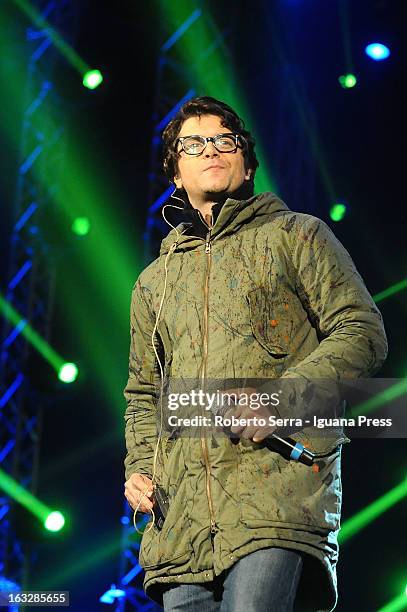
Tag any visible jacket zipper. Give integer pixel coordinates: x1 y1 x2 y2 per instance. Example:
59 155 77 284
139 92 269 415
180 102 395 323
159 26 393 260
198 211 218 537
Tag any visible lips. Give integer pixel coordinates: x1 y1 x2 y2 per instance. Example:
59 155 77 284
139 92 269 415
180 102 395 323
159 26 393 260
204 165 226 171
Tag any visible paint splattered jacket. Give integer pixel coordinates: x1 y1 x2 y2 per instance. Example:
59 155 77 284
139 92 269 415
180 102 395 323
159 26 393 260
123 192 387 611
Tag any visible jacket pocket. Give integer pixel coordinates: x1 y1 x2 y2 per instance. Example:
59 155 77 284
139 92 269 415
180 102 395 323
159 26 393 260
246 287 291 357
139 485 193 570
237 444 343 532
139 522 193 570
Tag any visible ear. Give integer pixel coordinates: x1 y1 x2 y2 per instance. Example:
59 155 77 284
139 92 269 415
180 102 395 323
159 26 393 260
245 168 252 181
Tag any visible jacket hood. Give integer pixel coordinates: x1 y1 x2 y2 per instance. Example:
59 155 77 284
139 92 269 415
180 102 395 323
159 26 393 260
159 191 289 256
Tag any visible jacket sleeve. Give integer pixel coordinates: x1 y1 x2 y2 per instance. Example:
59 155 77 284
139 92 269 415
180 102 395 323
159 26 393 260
283 216 388 380
123 278 160 482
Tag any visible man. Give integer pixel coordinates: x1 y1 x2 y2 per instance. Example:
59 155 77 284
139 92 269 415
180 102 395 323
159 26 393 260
123 96 387 611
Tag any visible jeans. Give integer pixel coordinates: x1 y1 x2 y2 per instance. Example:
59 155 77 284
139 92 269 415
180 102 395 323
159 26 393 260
162 546 303 612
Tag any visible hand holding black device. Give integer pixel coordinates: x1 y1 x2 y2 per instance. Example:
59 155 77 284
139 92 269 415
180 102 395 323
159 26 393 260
153 485 170 530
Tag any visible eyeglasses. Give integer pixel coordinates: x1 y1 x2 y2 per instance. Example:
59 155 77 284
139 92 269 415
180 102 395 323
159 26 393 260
175 133 242 156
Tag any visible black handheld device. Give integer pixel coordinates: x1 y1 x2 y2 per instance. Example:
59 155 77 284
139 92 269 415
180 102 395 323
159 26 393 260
154 485 170 530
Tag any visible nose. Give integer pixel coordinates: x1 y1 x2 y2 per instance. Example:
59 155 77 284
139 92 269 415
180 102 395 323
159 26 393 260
203 140 220 157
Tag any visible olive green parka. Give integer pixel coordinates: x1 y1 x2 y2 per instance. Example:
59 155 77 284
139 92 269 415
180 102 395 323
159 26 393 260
124 192 387 611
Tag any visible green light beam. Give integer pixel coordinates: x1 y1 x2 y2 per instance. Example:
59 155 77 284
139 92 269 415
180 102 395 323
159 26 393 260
0 467 65 531
0 467 49 521
160 0 277 194
23 105 141 407
0 292 77 380
36 531 134 589
13 0 90 75
346 279 407 423
377 589 407 612
348 378 407 419
373 278 407 304
1 5 141 412
338 476 407 544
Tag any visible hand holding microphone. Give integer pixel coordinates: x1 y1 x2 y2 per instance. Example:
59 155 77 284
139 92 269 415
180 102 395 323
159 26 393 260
218 387 315 467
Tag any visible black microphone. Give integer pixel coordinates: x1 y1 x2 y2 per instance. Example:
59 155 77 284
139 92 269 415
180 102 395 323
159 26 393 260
260 433 315 466
213 403 315 467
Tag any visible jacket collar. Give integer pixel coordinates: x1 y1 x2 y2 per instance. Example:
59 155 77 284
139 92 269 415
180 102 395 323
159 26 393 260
160 190 290 255
175 180 255 238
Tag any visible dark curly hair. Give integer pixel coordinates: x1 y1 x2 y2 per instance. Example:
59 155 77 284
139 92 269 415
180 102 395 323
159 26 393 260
162 96 259 184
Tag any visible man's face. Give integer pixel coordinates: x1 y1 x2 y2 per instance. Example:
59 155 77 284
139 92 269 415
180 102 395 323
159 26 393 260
173 114 251 205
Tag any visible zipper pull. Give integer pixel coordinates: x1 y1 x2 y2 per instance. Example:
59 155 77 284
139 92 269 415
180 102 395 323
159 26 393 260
210 520 217 535
205 229 211 254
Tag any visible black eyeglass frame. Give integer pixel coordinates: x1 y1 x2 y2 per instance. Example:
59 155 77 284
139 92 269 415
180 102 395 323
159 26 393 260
175 133 243 156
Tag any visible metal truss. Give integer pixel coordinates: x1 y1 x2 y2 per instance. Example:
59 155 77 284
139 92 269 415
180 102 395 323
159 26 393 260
101 511 159 611
0 0 76 595
142 8 207 266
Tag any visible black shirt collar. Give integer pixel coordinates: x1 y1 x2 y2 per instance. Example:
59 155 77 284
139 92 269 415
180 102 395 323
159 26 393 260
175 181 255 238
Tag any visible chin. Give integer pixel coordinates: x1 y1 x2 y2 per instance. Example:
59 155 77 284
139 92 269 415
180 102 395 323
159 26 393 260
204 188 227 195
202 182 230 194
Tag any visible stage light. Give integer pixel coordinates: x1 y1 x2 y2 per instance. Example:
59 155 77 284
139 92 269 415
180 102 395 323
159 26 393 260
100 585 126 604
330 203 347 222
44 511 65 532
1 293 79 383
365 43 390 61
338 73 357 89
0 468 66 533
83 69 103 90
58 362 78 383
14 0 92 78
72 216 90 236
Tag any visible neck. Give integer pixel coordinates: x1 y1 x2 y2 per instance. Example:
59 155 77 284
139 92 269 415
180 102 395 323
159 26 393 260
187 181 254 213
194 200 217 219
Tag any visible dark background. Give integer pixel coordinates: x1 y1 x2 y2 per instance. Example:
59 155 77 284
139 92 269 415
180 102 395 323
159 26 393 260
1 1 406 610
